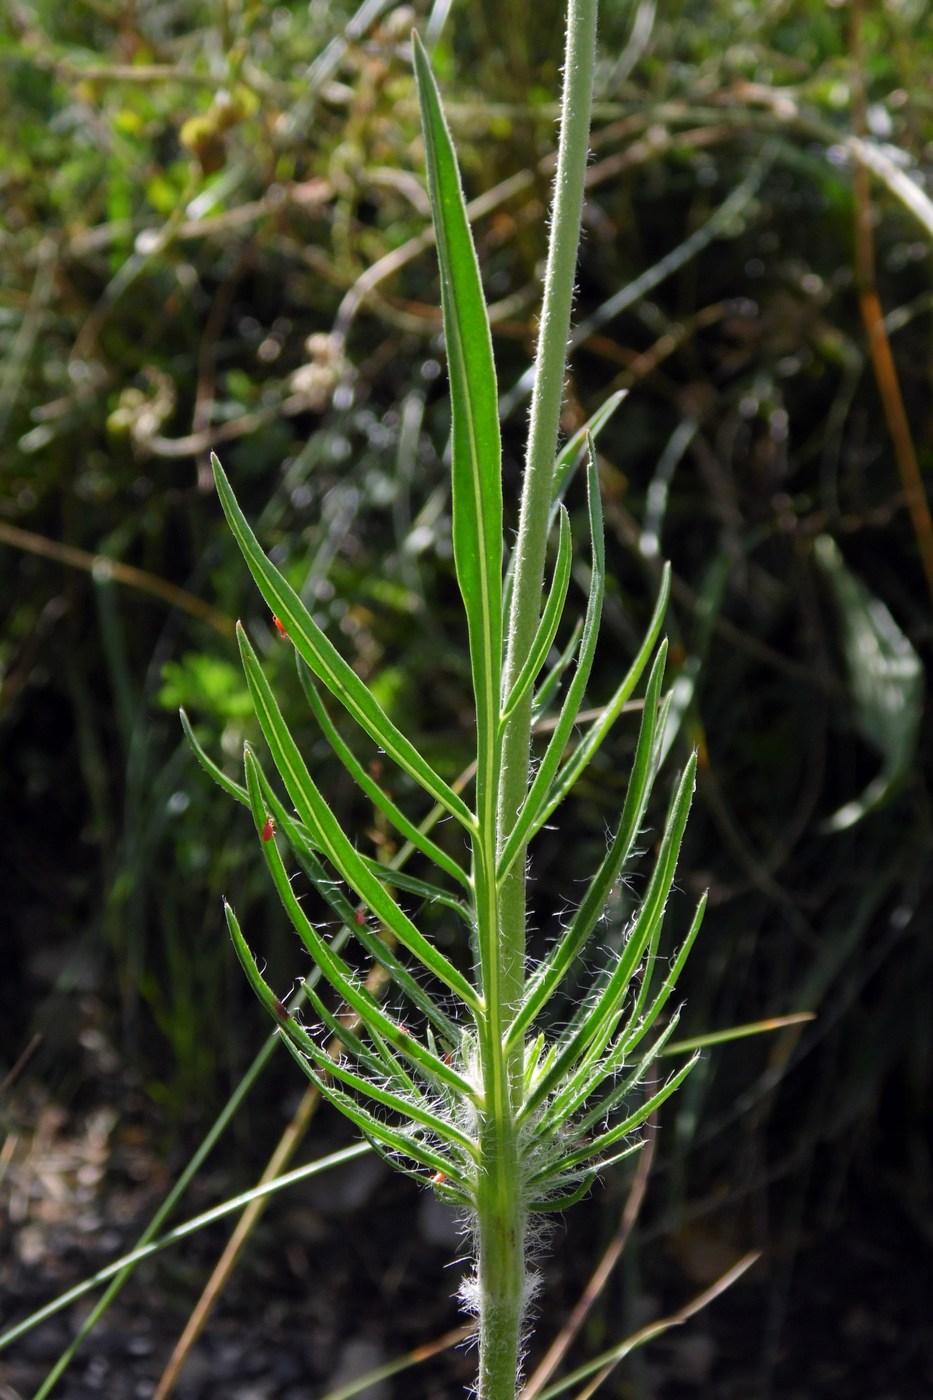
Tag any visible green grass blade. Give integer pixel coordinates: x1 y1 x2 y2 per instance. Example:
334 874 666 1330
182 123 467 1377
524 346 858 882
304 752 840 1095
500 507 572 726
237 624 482 1013
0 1143 373 1358
660 1010 815 1056
212 452 474 832
412 32 503 828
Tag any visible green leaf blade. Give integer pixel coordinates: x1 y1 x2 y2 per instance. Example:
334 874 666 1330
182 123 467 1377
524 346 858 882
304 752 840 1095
507 640 669 1048
497 448 605 882
536 1052 699 1183
211 452 474 832
500 507 572 726
296 658 471 892
520 751 699 1118
236 623 482 1015
413 32 503 819
241 751 477 1096
542 562 671 817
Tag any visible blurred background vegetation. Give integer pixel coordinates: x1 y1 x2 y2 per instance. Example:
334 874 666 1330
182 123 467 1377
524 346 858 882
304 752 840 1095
2 0 931 1395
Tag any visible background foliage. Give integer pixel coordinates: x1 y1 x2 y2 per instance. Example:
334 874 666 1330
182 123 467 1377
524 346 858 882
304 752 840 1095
2 0 931 1394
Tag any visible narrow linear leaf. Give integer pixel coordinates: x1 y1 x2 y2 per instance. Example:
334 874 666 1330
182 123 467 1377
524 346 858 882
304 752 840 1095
654 554 728 768
238 623 482 1013
212 453 474 832
187 696 470 937
278 1030 472 1194
225 896 310 1030
502 394 628 615
180 708 249 807
247 760 465 1044
552 391 628 505
501 507 572 726
289 1019 478 1160
243 748 475 1097
567 1136 646 1180
551 1008 686 1141
570 755 699 1076
301 980 411 1088
297 657 471 891
613 892 706 1065
257 761 467 935
225 895 457 1165
521 752 698 1117
534 1053 699 1182
413 33 503 829
295 961 438 1107
507 641 668 1048
528 1173 601 1213
533 1141 645 1204
532 618 583 724
229 812 408 1075
498 450 605 882
357 861 472 924
542 563 671 818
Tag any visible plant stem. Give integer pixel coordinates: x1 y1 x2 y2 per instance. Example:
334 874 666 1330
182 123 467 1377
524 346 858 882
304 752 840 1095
475 1111 527 1400
474 4 600 1398
497 0 600 1024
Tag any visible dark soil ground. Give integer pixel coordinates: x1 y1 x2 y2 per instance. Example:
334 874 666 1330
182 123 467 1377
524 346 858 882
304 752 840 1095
2 1074 932 1400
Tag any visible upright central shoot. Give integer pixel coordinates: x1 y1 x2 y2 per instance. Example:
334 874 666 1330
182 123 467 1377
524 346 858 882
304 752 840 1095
190 6 705 1398
412 29 523 1385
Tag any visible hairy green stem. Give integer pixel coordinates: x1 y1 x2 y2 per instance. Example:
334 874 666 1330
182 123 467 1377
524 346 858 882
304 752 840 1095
497 0 600 1001
476 3 600 1397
